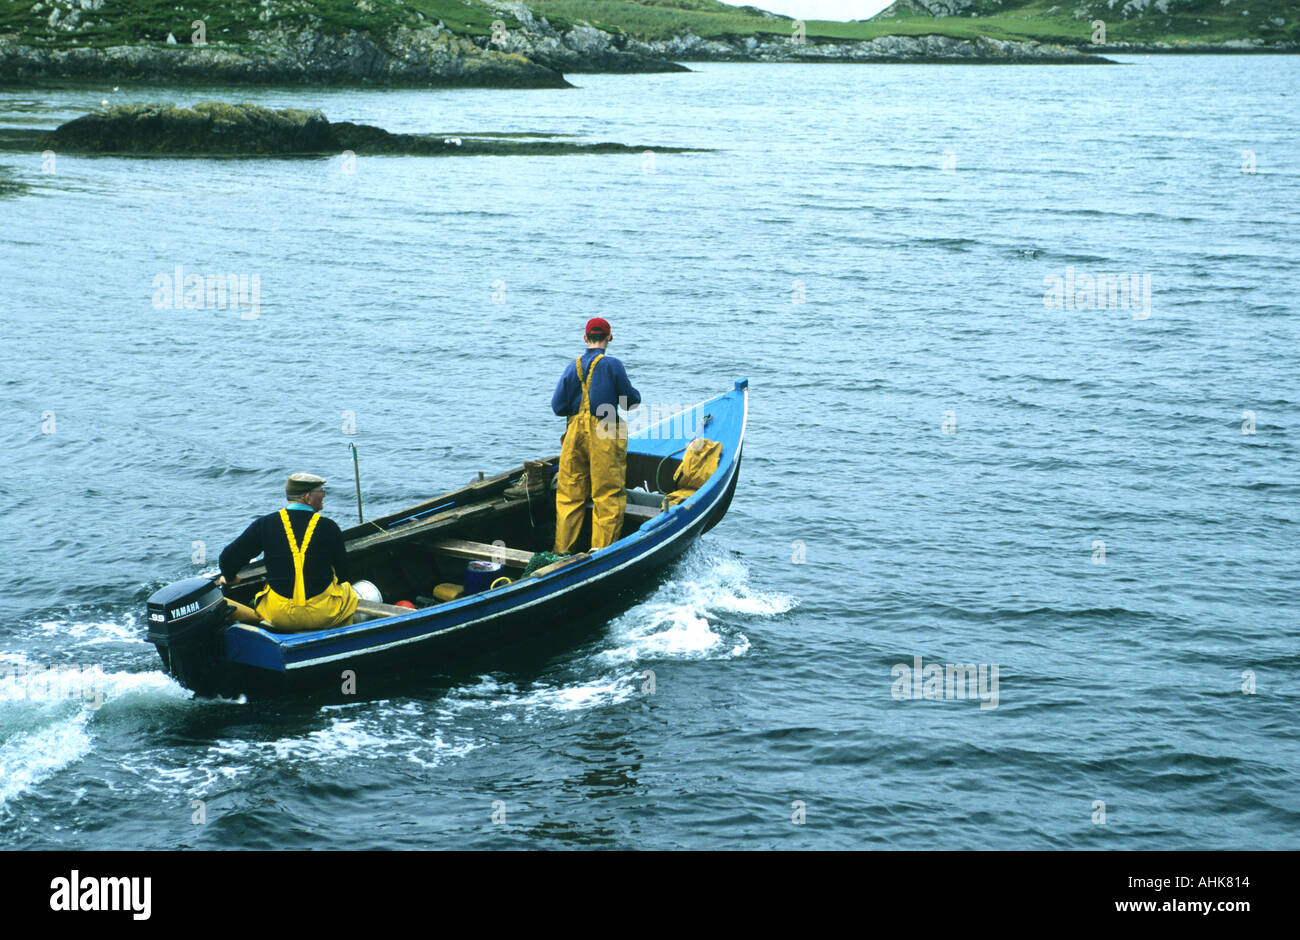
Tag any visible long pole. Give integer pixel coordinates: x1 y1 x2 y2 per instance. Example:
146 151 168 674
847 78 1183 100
351 442 363 523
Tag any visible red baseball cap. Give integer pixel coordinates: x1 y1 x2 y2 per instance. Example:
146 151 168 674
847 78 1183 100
585 317 611 337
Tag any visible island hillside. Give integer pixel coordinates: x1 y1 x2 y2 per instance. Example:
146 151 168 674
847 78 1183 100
0 0 1293 86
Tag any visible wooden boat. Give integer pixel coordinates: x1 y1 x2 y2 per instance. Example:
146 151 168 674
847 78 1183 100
145 379 749 698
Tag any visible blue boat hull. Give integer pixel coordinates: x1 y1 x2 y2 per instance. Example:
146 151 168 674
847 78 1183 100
146 380 748 698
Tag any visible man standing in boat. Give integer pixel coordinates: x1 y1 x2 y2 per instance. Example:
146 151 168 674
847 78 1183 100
218 473 359 631
552 317 641 554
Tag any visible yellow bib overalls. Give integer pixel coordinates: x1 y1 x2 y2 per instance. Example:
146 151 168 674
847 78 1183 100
253 509 359 632
554 354 628 553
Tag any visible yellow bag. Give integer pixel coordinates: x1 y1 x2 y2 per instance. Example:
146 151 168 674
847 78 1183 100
663 438 722 507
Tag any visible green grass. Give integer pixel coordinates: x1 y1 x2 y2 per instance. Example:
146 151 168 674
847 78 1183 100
1 0 1294 49
527 0 1299 44
0 0 520 47
869 0 1300 46
525 0 778 38
524 0 1077 42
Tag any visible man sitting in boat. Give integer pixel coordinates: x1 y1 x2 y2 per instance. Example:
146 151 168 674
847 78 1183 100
551 317 641 554
217 473 360 632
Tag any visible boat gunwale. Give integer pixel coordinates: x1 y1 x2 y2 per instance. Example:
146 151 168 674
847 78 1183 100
226 383 748 671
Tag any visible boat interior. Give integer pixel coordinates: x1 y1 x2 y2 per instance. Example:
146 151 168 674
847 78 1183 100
224 451 684 625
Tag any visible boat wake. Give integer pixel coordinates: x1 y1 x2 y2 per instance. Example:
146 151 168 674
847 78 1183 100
203 704 483 780
34 612 149 647
436 541 794 720
601 545 792 663
0 652 201 812
0 543 796 814
438 673 644 719
0 705 92 810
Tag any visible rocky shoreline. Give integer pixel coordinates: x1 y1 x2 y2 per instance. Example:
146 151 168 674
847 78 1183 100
1088 39 1299 54
606 31 1110 64
4 6 1297 86
0 24 573 88
0 17 1119 88
484 5 1111 68
9 101 704 157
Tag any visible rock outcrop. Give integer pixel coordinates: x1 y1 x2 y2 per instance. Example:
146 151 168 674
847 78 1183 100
42 102 336 154
0 24 571 87
0 0 1294 85
476 3 689 73
627 31 1109 63
478 6 1110 65
33 101 704 157
0 2 1119 86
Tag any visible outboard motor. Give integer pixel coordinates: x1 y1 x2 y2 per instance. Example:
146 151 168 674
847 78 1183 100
146 577 230 696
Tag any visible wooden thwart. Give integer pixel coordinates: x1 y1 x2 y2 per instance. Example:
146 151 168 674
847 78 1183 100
431 538 534 569
355 599 415 619
582 499 660 521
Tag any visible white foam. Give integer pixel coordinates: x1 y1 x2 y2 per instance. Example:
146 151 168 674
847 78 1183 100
0 665 213 808
405 732 481 769
37 614 146 646
0 710 92 808
93 670 200 717
0 546 788 807
1 664 104 717
697 554 798 617
437 547 784 722
602 607 726 663
113 753 234 797
3 662 193 714
597 545 790 665
438 675 515 712
506 675 639 714
210 709 481 773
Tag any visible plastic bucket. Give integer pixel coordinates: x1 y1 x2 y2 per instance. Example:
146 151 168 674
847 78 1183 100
352 580 383 603
463 561 503 595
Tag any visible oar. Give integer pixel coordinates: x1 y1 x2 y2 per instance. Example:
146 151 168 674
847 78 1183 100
351 442 364 523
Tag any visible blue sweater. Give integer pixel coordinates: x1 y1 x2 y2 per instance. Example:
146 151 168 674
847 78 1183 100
552 348 641 418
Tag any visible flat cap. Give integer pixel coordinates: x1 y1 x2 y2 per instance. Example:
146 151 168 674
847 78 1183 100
286 472 326 498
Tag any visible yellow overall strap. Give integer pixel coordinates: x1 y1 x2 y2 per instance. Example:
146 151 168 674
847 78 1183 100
577 353 605 416
278 508 321 605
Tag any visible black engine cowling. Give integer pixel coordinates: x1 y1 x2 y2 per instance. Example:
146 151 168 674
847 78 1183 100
146 577 230 696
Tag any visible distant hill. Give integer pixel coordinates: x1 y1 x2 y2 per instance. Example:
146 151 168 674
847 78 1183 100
868 0 1299 47
0 0 1292 87
522 0 1298 45
2 0 1293 48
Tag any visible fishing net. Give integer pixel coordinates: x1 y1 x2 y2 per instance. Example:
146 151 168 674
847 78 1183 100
522 551 570 577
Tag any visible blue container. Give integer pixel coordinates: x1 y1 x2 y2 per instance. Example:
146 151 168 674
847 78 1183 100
464 561 503 595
